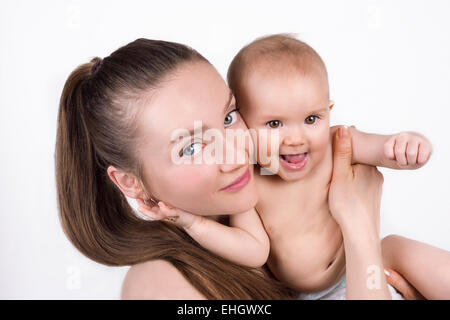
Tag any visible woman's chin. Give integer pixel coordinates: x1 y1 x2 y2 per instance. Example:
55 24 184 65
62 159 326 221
220 188 259 215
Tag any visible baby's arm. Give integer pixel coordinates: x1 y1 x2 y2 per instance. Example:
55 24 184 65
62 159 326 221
382 234 450 299
136 199 270 268
333 126 433 169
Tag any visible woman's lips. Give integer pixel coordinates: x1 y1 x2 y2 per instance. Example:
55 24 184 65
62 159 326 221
280 153 308 170
220 167 251 192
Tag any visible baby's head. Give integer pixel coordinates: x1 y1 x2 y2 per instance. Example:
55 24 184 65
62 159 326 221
228 34 333 181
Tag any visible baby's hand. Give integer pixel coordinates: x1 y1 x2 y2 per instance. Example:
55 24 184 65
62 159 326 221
136 198 200 230
384 132 433 169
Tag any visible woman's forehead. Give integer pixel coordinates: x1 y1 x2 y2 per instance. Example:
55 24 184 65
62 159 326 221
138 62 232 146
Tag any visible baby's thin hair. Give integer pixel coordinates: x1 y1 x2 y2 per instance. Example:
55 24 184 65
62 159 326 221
227 33 328 95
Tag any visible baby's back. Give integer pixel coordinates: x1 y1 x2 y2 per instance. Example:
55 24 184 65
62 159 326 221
255 141 345 293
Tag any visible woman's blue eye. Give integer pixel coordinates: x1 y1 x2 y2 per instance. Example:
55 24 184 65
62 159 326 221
180 142 202 157
266 120 282 128
224 109 239 127
305 115 319 125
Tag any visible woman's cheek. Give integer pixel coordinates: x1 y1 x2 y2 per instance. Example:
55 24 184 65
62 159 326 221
167 164 217 199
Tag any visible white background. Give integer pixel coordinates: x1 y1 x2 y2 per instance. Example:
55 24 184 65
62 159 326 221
1 0 449 299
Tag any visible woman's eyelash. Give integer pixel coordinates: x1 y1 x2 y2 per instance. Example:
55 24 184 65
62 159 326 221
179 140 203 157
224 107 240 120
224 107 241 127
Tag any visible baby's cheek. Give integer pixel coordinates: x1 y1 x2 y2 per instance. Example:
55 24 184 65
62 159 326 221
311 130 330 156
255 129 280 159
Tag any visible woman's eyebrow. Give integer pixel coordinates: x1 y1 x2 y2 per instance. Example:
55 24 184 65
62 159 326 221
171 125 212 144
169 91 234 146
224 90 234 113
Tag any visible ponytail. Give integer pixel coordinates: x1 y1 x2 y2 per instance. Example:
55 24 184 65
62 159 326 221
55 39 292 299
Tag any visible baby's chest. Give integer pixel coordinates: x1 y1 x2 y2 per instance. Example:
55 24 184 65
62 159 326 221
257 186 331 237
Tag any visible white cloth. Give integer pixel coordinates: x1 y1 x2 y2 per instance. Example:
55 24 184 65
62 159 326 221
292 274 404 300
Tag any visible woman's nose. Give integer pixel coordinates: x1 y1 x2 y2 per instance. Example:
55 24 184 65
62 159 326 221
219 162 246 173
219 129 249 173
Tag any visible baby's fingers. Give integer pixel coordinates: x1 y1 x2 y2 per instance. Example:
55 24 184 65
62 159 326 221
158 201 169 210
136 198 163 220
417 143 432 165
136 198 156 210
158 201 181 219
406 140 419 165
384 136 396 160
394 138 408 166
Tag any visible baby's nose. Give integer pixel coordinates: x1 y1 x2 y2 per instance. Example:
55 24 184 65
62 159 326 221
283 128 305 146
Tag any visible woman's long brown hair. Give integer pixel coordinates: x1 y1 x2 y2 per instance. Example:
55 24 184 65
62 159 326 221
55 38 292 299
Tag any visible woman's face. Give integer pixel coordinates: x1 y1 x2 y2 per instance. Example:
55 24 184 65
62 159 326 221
136 61 258 215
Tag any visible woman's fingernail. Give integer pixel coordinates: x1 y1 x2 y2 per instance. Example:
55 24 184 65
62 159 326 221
340 126 348 138
384 269 391 277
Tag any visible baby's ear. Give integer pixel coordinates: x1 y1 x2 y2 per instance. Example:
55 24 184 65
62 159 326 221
329 100 334 110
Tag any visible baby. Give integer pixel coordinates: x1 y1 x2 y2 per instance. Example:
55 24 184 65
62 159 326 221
137 34 443 298
225 33 435 295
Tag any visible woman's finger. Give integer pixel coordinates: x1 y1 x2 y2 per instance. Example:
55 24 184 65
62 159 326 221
385 268 425 300
331 126 353 180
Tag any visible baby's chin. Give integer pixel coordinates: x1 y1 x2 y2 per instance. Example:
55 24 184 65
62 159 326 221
277 168 310 182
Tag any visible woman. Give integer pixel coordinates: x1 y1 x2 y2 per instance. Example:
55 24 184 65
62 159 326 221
55 38 419 299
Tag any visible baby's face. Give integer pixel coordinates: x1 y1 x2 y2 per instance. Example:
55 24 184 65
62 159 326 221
238 66 332 181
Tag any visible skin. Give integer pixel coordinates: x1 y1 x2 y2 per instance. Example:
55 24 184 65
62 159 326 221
121 259 206 299
234 59 438 298
120 129 422 300
108 61 259 216
239 64 332 182
328 127 391 299
110 60 432 299
382 234 450 299
108 60 266 297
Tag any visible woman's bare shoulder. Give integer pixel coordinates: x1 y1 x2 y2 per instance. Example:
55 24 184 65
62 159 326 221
121 259 206 300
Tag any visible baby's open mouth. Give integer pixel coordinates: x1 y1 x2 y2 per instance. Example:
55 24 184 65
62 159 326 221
279 153 308 171
280 153 307 164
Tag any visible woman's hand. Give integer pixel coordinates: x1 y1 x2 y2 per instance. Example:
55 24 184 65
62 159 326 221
136 198 201 230
329 126 391 299
328 126 384 235
385 268 425 300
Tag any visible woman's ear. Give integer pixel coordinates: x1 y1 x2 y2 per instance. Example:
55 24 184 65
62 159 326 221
107 165 146 199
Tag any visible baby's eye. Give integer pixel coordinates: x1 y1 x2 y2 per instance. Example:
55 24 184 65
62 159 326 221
179 142 202 157
266 120 282 129
305 115 319 125
224 109 239 127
